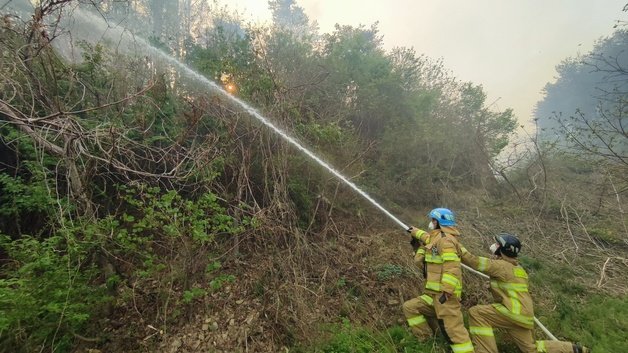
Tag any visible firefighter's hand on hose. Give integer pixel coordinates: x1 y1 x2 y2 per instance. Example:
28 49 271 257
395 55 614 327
407 227 427 238
410 237 420 252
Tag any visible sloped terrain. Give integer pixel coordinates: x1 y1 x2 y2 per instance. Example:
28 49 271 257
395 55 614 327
82 197 628 353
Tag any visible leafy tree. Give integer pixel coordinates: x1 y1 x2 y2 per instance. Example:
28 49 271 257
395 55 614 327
321 24 399 139
268 0 318 37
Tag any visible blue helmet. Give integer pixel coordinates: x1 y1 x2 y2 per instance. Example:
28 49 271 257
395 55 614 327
428 208 456 227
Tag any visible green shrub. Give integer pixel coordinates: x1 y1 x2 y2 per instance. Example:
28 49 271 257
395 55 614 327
209 274 236 291
0 173 55 218
0 233 109 352
374 264 412 281
0 184 246 352
182 288 206 304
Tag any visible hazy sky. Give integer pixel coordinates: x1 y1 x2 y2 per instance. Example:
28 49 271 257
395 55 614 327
222 0 627 127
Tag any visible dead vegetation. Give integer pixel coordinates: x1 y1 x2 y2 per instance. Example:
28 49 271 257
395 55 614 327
80 183 626 353
1 3 626 353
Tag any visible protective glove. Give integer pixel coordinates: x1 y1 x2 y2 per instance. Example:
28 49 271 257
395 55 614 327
407 226 427 239
410 237 421 252
489 243 500 255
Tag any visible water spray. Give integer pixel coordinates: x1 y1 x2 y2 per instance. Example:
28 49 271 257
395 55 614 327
11 3 556 341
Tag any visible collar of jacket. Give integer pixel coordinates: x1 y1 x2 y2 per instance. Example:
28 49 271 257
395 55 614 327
439 226 460 236
500 255 519 265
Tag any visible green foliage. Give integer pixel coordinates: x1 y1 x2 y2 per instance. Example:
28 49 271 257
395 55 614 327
106 274 121 291
118 184 242 245
527 260 583 295
588 227 622 245
374 264 412 281
296 122 347 148
75 42 111 91
457 83 517 157
0 173 55 219
186 19 274 104
0 233 109 352
0 181 246 351
203 259 236 291
526 256 625 352
4 5 609 353
384 325 435 352
288 178 314 227
206 260 223 273
0 126 58 170
548 295 628 353
318 319 380 353
518 255 542 271
335 277 347 288
269 0 313 35
0 127 60 237
93 185 246 302
182 288 206 304
209 274 236 291
294 320 446 353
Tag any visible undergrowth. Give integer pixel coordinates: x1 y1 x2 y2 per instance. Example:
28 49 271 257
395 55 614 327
0 181 245 352
520 255 626 353
293 319 447 353
292 319 529 353
542 294 628 353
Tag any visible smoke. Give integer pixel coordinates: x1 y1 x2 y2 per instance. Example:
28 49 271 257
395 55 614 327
2 1 140 64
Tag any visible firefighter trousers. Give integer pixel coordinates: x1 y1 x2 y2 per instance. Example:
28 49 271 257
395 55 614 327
403 293 474 353
469 305 582 353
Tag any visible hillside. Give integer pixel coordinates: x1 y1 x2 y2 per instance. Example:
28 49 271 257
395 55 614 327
0 2 626 353
68 191 628 353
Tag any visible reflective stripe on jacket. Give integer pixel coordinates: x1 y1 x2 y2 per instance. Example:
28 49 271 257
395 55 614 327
461 248 535 329
411 228 432 272
421 227 465 298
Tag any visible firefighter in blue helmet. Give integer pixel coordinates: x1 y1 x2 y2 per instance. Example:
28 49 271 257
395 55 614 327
403 208 474 353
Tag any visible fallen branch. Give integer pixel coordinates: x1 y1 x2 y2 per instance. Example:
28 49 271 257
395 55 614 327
597 257 611 288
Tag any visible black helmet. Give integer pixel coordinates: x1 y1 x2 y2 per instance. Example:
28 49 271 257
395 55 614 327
495 233 521 257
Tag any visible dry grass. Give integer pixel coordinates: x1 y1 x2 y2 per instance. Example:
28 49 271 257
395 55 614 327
90 183 627 352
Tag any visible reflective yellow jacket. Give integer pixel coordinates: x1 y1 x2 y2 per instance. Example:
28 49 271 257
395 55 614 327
461 248 535 329
411 227 465 298
410 228 431 271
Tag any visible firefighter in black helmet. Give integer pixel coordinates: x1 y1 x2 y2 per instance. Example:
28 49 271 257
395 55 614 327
461 233 590 353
